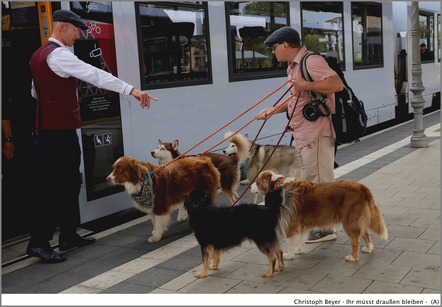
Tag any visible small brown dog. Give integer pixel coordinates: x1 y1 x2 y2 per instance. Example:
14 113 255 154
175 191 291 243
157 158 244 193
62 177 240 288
151 132 249 204
251 169 388 261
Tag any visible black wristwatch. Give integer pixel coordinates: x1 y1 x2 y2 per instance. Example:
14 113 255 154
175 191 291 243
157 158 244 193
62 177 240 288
3 136 14 143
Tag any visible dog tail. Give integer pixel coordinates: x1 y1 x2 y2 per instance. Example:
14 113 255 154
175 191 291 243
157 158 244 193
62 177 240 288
366 188 388 240
224 131 249 164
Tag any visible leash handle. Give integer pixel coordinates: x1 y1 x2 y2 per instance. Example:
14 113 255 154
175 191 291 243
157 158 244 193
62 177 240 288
250 84 294 151
232 91 301 207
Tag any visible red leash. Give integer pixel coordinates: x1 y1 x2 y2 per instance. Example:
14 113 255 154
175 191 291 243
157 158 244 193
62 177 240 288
152 80 293 173
231 91 301 207
201 91 298 155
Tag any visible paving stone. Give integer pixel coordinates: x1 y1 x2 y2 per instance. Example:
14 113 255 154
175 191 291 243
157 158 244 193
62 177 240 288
385 225 426 239
392 251 440 270
178 275 241 293
353 262 412 283
310 274 373 294
308 257 366 277
266 268 327 291
101 281 154 294
385 237 436 253
226 280 285 294
364 281 423 294
401 268 441 290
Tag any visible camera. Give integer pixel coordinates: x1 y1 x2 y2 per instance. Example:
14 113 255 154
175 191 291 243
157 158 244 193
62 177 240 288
302 100 330 121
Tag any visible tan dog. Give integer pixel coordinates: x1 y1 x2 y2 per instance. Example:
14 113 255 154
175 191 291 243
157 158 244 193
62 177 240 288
106 156 221 242
251 169 388 261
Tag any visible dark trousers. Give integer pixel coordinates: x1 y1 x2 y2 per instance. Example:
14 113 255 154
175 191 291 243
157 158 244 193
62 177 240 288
29 130 82 247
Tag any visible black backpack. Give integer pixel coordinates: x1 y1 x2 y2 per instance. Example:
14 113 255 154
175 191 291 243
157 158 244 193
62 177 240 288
301 52 368 144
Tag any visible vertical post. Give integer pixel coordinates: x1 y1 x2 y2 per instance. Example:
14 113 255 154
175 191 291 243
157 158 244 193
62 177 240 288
409 2 428 148
37 2 53 45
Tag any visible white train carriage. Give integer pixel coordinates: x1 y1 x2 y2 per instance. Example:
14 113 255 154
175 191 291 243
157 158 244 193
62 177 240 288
1 1 440 235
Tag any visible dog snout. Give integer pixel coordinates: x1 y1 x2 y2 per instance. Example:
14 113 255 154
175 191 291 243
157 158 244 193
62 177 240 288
151 151 156 158
106 174 115 184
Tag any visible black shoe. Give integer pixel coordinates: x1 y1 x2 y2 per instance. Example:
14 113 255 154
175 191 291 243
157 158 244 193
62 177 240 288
26 246 66 263
59 236 96 251
306 229 337 243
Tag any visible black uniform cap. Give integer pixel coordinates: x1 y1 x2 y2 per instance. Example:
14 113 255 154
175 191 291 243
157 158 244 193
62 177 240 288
264 26 301 46
53 10 88 30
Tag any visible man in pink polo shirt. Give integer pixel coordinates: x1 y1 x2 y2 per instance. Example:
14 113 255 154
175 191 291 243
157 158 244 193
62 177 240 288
256 26 343 243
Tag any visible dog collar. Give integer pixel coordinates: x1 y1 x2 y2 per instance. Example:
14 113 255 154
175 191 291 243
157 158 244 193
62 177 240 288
274 176 285 189
130 172 155 209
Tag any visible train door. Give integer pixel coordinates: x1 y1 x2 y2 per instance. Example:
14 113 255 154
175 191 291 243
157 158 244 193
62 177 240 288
69 2 127 222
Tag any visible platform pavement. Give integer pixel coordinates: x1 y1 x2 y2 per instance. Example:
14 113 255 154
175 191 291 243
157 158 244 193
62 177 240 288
1 111 440 305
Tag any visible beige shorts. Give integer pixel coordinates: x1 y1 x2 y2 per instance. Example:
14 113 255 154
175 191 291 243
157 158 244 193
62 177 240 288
292 136 335 183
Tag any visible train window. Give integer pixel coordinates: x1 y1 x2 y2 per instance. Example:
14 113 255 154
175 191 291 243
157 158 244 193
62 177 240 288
351 2 383 69
438 14 441 62
301 2 345 71
419 12 435 63
225 1 290 82
136 2 211 89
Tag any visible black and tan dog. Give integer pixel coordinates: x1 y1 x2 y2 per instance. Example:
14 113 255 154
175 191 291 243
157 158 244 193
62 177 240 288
184 188 295 279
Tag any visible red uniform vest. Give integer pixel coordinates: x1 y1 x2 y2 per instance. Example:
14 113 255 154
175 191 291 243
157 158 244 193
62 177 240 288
30 40 81 129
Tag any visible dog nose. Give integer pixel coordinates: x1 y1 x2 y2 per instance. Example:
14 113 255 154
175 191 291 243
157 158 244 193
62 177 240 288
151 151 155 157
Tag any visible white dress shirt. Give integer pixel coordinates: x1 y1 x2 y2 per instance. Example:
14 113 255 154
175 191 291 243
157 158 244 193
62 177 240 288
31 37 134 99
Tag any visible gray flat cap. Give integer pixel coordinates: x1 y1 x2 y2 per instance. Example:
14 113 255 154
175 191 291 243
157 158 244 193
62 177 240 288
264 26 301 46
53 10 88 30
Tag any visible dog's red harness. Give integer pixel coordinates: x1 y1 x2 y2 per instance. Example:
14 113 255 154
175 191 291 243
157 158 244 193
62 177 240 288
274 177 285 190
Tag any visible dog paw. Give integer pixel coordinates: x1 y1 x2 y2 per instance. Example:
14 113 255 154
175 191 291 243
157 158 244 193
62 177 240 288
362 247 372 254
209 265 218 271
148 235 161 243
345 255 356 261
294 248 303 254
283 253 294 260
195 272 207 279
274 266 284 272
262 272 273 278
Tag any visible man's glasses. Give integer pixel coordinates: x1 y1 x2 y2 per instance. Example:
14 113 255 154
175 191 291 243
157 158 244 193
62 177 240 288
67 24 81 34
271 43 282 51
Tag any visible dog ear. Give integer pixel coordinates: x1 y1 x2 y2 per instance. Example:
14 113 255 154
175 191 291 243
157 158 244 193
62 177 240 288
158 139 163 145
128 159 142 183
172 140 179 150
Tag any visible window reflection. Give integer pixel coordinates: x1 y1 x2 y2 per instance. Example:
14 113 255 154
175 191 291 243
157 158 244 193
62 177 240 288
301 2 344 70
137 2 211 88
419 12 435 63
226 1 289 81
352 2 383 69
438 14 441 62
